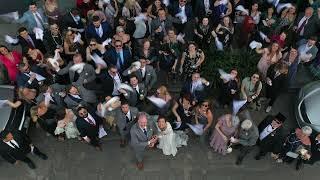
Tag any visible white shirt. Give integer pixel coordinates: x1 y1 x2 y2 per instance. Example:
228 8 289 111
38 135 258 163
125 110 131 120
4 140 19 149
95 25 103 38
69 94 82 99
85 113 96 125
204 0 210 11
259 125 274 140
25 71 46 84
33 12 44 30
297 16 309 36
133 84 140 93
140 67 146 78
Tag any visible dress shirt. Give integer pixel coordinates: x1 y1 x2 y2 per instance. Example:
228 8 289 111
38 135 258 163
95 25 103 38
69 94 82 99
125 110 131 120
85 113 96 125
297 16 309 36
111 73 122 96
259 124 274 140
33 12 44 30
133 85 140 93
140 66 146 78
4 139 20 149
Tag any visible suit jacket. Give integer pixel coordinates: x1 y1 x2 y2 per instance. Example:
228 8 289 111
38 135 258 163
105 47 132 72
181 80 207 102
266 64 288 94
17 9 48 32
123 65 157 89
61 12 85 31
75 111 102 138
150 16 180 37
258 115 285 153
295 14 318 39
84 70 123 98
57 62 96 86
13 34 46 55
16 72 40 89
0 130 32 164
64 85 97 110
116 107 139 137
238 123 259 146
130 120 157 152
298 39 319 62
85 22 112 43
194 0 214 19
168 3 193 21
36 84 66 110
124 83 147 106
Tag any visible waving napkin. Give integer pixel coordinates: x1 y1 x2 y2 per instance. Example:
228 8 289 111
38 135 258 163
0 100 8 108
218 69 233 82
70 63 85 74
33 27 44 41
0 11 19 21
187 123 204 135
4 35 18 44
118 83 134 92
147 96 167 108
249 41 262 49
232 99 247 115
90 53 107 67
73 33 82 43
132 61 141 69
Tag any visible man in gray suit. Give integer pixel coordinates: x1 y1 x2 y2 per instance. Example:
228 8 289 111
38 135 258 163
130 112 158 170
150 8 181 37
230 119 259 165
17 2 48 32
294 7 318 40
298 36 319 64
119 75 147 109
116 101 139 148
123 58 157 91
56 53 96 86
64 83 97 110
36 84 66 111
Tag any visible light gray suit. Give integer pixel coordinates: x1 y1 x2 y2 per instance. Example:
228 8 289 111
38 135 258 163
123 65 157 90
116 107 139 140
57 62 96 86
123 83 147 106
64 85 97 110
130 120 157 162
17 9 48 32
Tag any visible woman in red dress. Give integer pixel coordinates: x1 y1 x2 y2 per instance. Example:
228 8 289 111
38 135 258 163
0 45 22 82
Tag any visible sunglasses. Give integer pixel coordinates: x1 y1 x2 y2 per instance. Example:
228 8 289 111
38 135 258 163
89 43 96 46
115 45 122 47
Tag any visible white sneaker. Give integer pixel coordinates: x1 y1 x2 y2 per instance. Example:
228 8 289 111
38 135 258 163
266 106 272 113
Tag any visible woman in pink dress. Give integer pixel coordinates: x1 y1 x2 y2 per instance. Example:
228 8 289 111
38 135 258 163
256 42 282 80
210 114 239 155
0 45 22 82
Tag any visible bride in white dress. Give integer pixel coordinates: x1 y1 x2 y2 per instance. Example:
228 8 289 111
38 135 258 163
156 116 188 156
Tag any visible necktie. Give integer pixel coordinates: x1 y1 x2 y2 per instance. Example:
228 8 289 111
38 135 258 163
26 38 35 49
140 69 145 78
9 141 19 149
143 128 147 137
116 52 122 69
297 18 308 34
86 117 95 126
34 12 44 28
125 114 130 123
96 27 102 37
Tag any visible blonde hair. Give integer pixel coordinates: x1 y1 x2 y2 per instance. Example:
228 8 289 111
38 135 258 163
157 85 170 97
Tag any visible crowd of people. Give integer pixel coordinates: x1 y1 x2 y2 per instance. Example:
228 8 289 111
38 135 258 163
0 0 320 171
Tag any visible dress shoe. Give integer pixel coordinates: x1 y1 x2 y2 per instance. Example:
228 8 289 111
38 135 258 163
36 152 48 160
27 161 36 169
235 158 243 165
95 146 103 151
136 162 144 170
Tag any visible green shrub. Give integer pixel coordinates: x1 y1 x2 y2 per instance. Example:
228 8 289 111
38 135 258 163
201 48 260 88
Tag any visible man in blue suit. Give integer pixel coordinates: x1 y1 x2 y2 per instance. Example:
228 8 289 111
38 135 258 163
17 2 48 32
105 40 132 73
85 16 112 44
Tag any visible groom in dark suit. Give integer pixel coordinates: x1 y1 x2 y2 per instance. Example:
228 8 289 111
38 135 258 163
255 113 286 160
130 112 158 170
0 130 47 169
75 106 103 151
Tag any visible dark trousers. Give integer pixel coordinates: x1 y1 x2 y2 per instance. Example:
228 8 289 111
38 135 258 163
237 145 254 162
89 136 100 147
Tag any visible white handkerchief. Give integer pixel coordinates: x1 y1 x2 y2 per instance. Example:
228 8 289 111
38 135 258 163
163 0 170 6
33 27 44 41
0 100 8 108
249 41 263 49
90 53 107 67
235 5 249 15
29 72 46 81
186 123 204 135
147 96 167 108
175 11 187 24
4 35 18 44
173 121 182 130
259 31 267 40
70 63 85 74
0 11 19 21
134 13 147 23
102 38 112 47
276 3 293 13
132 61 141 69
118 83 134 92
176 33 185 44
215 37 223 51
218 69 233 82
73 33 81 43
232 99 247 115
99 125 107 138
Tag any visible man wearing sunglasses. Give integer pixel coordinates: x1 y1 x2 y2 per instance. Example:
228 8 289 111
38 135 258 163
255 112 286 161
105 40 132 73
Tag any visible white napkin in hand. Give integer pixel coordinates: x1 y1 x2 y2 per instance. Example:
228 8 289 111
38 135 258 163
186 123 204 135
215 37 223 51
0 100 8 108
147 96 167 108
70 63 85 74
4 35 18 44
33 27 44 41
102 38 112 47
99 125 107 138
259 31 267 40
90 53 107 67
175 11 187 24
218 69 233 82
73 33 82 43
232 99 247 115
249 41 262 49
0 11 19 21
